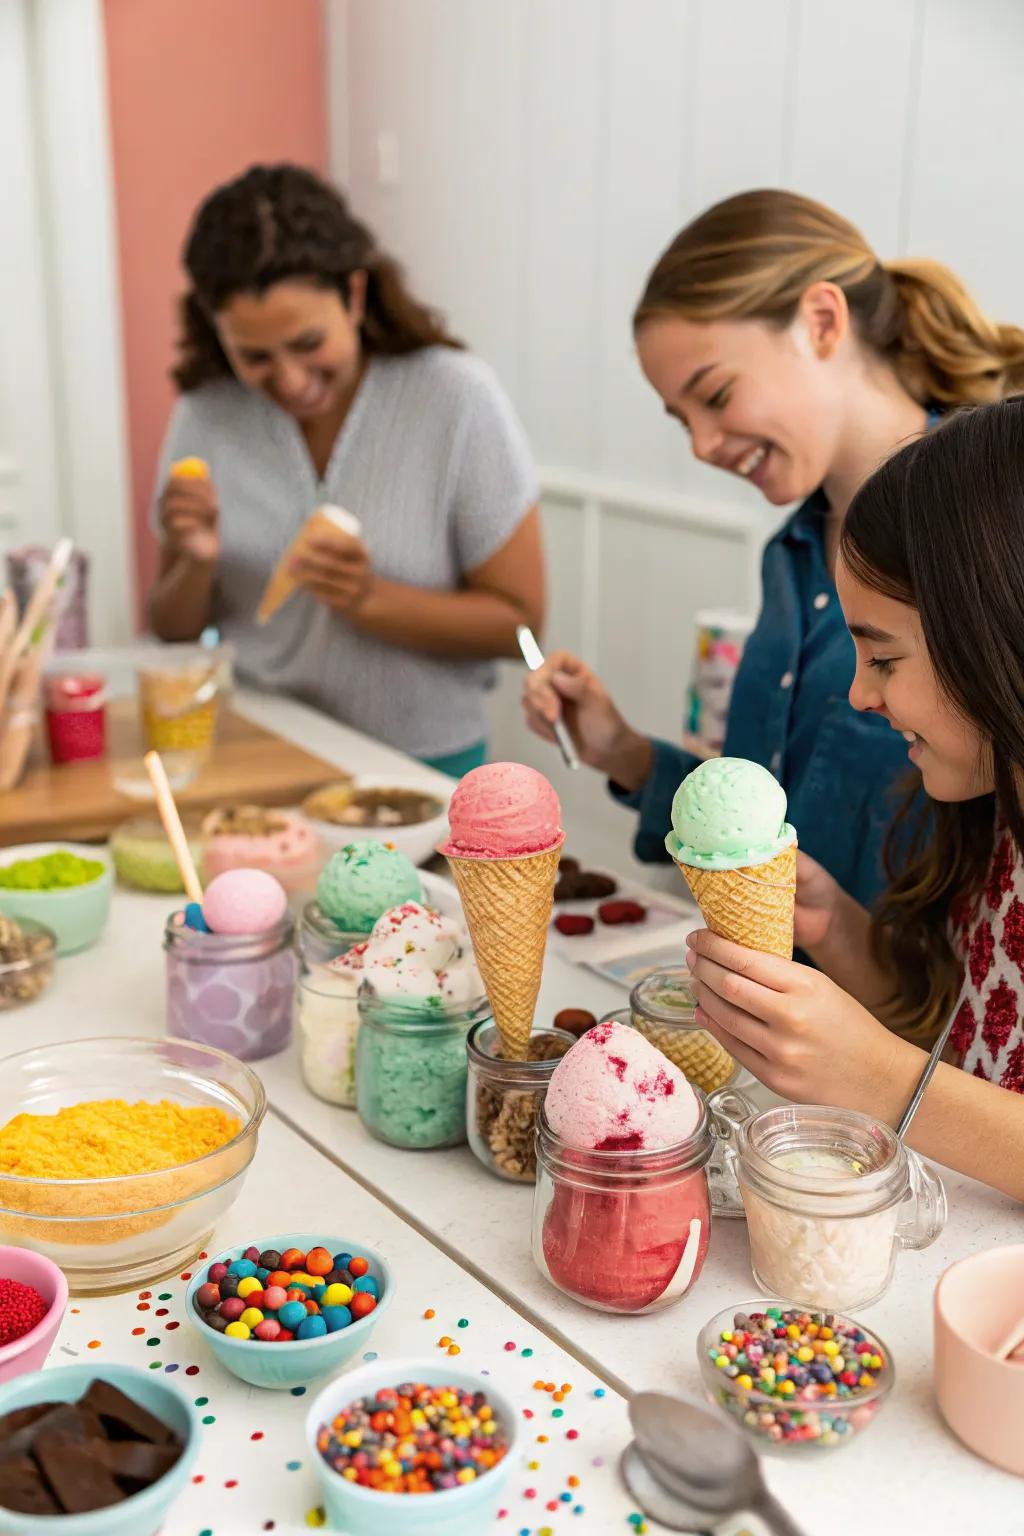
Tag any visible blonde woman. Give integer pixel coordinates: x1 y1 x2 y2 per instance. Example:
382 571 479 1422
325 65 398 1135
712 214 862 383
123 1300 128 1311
523 189 1024 909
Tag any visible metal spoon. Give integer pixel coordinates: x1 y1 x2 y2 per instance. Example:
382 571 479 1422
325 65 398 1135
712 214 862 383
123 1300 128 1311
623 1392 808 1536
895 1003 958 1139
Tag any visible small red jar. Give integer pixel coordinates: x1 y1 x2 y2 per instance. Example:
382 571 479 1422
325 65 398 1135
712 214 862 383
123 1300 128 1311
45 674 106 764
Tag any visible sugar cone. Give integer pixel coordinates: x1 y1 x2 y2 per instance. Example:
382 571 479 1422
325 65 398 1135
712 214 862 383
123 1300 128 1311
676 841 797 959
445 841 562 1058
257 505 363 625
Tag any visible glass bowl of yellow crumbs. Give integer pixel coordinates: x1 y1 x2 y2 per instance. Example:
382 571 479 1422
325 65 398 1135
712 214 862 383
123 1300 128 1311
0 1037 265 1294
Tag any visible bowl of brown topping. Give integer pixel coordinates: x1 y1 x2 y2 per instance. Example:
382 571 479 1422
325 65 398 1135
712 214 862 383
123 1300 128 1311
302 777 451 867
0 917 56 1011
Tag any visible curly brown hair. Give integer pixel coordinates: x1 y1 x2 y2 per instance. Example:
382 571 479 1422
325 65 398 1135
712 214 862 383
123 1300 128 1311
173 164 461 391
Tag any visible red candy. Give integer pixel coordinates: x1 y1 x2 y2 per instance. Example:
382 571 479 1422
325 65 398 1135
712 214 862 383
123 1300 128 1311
555 914 595 937
350 1292 377 1319
196 1283 220 1310
348 1256 369 1279
0 1278 48 1347
598 899 646 926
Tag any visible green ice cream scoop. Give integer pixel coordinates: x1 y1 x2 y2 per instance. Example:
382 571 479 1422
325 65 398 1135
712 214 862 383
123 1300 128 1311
665 757 795 870
316 840 422 933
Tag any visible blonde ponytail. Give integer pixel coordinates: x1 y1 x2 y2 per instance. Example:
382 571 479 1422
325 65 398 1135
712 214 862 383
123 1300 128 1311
884 258 1024 405
636 189 1024 410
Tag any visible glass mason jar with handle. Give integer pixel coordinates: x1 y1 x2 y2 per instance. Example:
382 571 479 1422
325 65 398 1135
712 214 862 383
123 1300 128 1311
722 1103 946 1312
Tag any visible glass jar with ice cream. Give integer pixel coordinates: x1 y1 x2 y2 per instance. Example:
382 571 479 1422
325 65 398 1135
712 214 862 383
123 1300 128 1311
602 967 737 1095
732 1103 946 1312
303 900 480 1114
532 1020 714 1314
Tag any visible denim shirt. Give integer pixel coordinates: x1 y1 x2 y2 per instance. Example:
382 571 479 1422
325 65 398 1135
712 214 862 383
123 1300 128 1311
612 489 913 911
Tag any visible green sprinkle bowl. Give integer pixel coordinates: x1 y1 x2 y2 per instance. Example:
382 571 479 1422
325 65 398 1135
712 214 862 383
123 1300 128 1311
0 844 113 956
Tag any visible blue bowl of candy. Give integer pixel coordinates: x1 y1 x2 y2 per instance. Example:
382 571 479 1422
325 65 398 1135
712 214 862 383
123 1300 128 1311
0 1362 199 1533
698 1300 894 1453
305 1355 523 1536
184 1232 393 1391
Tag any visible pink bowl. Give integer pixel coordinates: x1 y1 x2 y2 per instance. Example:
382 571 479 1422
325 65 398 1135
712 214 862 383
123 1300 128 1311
935 1243 1024 1475
0 1246 67 1383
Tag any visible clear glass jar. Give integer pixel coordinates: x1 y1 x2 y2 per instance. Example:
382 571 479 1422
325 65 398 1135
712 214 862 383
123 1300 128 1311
298 900 366 970
732 1104 947 1312
297 966 360 1108
619 966 737 1094
164 912 296 1061
532 1103 714 1314
356 992 490 1150
466 1021 575 1182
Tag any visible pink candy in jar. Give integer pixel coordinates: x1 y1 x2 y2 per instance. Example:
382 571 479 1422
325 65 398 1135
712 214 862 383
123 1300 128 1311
532 1020 713 1313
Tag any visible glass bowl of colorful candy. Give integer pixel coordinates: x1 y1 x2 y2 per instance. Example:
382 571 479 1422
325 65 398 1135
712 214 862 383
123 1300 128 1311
306 1357 522 1536
185 1232 393 1390
698 1301 893 1453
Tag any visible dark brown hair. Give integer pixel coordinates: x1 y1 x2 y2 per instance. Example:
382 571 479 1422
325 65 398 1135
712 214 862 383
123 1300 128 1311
635 189 1024 407
173 163 461 391
840 398 1024 1043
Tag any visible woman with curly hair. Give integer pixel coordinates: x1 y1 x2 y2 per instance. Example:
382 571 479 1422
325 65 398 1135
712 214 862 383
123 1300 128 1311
148 164 544 774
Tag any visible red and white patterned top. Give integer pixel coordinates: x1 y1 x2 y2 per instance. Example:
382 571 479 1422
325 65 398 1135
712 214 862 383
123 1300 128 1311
948 825 1024 1091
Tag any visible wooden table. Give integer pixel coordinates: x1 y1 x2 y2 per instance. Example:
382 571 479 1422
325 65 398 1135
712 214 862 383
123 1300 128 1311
0 697 343 844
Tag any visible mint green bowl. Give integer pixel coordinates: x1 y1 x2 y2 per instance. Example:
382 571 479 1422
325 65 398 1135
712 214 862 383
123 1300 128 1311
0 843 113 956
185 1232 393 1390
0 1362 199 1533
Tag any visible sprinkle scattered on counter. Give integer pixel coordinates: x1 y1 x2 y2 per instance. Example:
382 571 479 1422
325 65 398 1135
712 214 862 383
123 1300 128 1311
315 1381 509 1492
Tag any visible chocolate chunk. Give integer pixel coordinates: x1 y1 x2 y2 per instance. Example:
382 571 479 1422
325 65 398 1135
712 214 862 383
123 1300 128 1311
0 1402 60 1438
0 1402 101 1464
34 1429 124 1513
0 1454 60 1514
92 1437 181 1486
80 1379 176 1445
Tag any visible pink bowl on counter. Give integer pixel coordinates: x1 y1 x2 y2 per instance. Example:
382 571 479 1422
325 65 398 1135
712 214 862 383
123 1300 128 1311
935 1243 1024 1475
0 1246 67 1383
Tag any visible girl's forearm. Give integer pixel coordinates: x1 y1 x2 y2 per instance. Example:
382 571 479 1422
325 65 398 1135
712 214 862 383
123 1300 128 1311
869 1044 1024 1202
348 578 540 659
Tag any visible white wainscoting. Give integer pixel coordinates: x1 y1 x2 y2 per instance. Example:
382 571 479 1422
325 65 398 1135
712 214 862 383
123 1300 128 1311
486 469 766 885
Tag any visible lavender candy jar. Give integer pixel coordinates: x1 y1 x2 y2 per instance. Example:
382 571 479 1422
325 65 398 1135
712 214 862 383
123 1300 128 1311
164 912 296 1061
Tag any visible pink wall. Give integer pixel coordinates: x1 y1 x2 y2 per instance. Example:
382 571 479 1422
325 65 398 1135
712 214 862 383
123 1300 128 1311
103 0 328 623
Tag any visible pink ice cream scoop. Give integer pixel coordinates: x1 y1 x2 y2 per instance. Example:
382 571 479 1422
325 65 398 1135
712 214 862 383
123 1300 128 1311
440 762 562 858
545 1020 700 1150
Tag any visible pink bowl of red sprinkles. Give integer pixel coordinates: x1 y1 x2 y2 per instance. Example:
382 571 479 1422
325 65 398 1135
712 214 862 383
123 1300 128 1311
0 1245 67 1383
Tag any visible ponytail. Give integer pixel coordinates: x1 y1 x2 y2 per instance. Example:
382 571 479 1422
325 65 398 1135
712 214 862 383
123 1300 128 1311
884 258 1024 405
636 189 1024 411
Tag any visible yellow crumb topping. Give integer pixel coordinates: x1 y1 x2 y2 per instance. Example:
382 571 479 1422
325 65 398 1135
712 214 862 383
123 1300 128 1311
0 1099 241 1180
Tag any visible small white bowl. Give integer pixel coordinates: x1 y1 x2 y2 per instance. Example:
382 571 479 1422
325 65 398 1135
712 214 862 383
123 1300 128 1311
302 776 452 867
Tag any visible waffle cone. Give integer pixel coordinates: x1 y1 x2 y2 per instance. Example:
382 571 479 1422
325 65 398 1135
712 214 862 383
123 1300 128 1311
676 841 797 959
445 842 562 1058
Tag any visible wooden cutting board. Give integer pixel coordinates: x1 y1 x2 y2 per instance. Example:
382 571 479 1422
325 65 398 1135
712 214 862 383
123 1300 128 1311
0 699 345 846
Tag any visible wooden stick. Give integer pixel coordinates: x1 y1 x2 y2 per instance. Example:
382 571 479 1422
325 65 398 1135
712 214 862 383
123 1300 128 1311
0 540 73 715
143 750 204 904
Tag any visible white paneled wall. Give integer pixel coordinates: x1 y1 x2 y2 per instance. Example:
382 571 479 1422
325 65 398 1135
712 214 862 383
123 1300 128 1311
329 0 1024 872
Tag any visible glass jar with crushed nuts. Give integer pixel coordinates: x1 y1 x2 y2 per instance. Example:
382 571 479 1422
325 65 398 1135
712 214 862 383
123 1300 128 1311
0 916 57 1008
610 967 737 1094
467 1021 575 1182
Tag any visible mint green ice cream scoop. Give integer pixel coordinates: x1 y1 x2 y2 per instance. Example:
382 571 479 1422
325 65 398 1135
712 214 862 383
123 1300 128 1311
316 841 422 932
665 757 795 870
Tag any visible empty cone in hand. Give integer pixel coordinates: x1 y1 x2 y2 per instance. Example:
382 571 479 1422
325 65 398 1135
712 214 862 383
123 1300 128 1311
441 762 564 1058
665 757 797 959
257 505 363 625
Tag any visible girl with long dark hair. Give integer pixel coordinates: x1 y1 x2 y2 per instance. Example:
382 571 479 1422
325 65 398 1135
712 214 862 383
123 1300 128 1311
148 164 544 775
688 398 1024 1200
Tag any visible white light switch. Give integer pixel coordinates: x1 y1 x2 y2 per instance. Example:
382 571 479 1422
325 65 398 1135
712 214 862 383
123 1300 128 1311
376 131 400 187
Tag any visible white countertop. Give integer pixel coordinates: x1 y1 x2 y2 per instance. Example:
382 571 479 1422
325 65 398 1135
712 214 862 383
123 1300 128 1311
10 686 1024 1535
